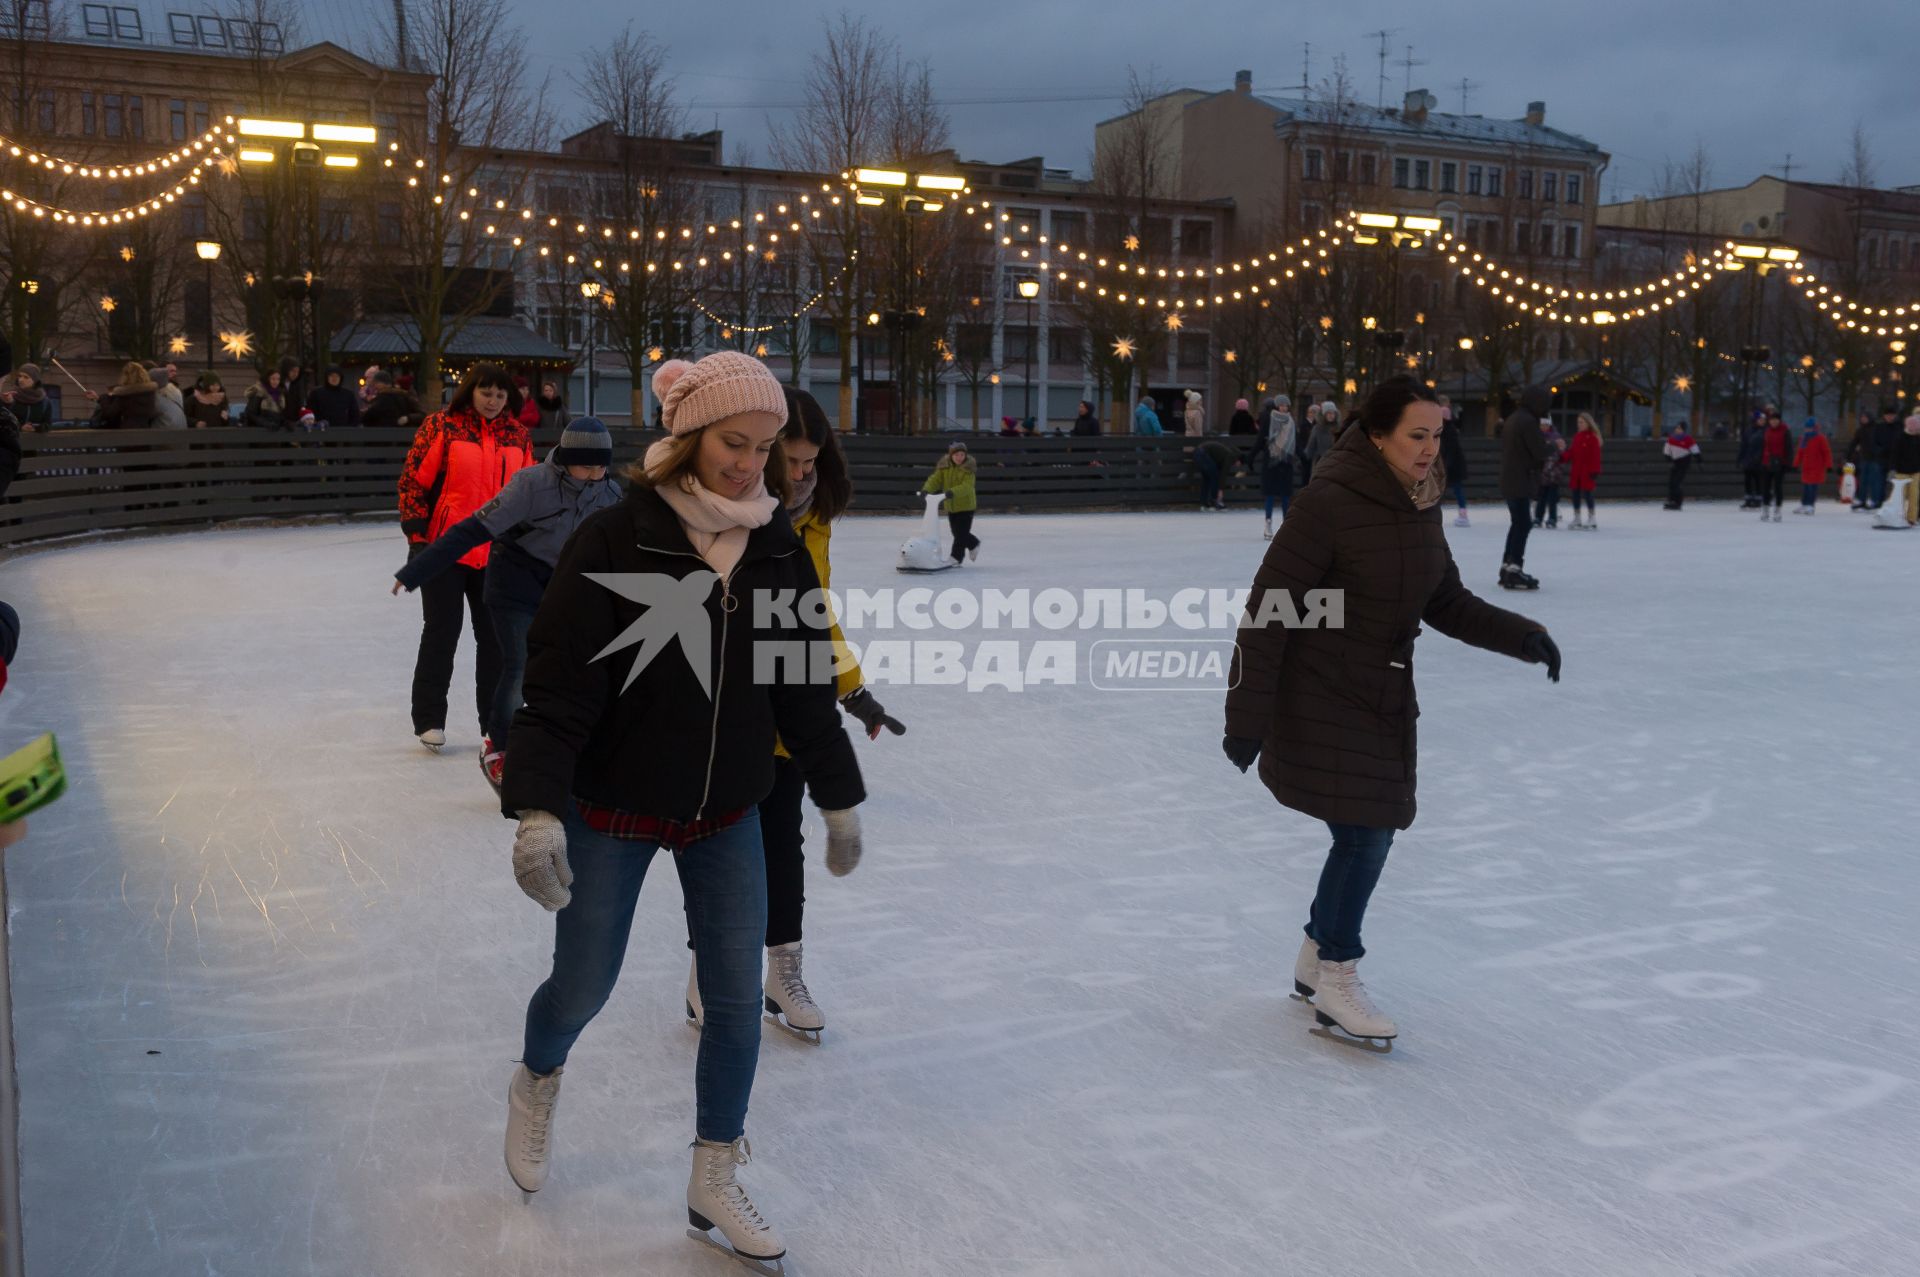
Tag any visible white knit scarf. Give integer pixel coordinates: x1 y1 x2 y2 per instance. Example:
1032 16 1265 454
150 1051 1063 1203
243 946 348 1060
644 437 778 578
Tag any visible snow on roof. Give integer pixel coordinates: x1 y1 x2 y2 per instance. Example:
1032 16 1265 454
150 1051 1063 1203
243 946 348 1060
1252 94 1602 156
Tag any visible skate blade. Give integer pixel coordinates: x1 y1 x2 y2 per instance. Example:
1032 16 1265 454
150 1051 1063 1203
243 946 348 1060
764 1012 824 1044
1311 1012 1395 1053
686 1226 788 1272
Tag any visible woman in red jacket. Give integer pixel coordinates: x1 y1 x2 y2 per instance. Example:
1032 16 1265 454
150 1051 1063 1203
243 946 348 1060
1758 411 1794 521
398 363 534 754
1794 420 1834 515
1565 413 1603 529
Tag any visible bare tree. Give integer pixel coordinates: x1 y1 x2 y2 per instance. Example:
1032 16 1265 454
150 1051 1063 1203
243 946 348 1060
772 12 896 428
375 0 547 403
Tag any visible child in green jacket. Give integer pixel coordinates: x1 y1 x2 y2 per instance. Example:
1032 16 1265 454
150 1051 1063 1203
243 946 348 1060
921 440 981 564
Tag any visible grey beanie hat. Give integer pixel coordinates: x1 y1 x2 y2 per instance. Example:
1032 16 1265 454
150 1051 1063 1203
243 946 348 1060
553 415 613 467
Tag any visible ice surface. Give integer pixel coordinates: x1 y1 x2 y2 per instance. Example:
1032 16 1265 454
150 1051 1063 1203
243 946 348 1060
2 503 1918 1276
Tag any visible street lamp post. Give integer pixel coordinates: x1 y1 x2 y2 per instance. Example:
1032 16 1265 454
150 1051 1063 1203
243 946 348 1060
579 280 601 417
1017 277 1040 429
193 241 222 374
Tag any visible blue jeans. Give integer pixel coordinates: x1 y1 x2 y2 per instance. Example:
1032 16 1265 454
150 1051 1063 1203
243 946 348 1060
1450 480 1468 511
488 601 537 744
522 806 767 1142
1860 461 1886 506
1197 452 1222 506
1262 461 1294 519
1802 482 1820 509
1305 823 1396 962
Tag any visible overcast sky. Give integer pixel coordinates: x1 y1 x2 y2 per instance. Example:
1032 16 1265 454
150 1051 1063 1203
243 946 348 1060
505 0 1916 202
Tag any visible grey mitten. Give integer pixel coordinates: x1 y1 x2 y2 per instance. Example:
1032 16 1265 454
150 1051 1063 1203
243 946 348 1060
821 808 863 877
513 810 573 911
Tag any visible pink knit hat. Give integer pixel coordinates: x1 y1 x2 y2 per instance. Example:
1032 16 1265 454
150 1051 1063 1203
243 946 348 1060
652 351 787 436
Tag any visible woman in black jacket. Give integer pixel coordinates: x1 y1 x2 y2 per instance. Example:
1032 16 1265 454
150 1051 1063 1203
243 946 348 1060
498 351 865 1264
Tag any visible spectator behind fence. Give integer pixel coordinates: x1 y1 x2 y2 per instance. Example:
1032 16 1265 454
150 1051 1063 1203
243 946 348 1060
85 361 159 428
1071 399 1100 436
1133 391 1164 436
277 358 309 428
146 364 188 429
533 379 569 433
358 364 384 410
362 371 426 430
4 365 54 433
1183 389 1205 436
188 373 228 428
307 366 362 430
0 399 20 499
1228 397 1257 436
243 368 289 430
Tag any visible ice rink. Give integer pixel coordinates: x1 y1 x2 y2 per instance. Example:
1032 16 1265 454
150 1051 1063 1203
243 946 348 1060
3 500 1918 1276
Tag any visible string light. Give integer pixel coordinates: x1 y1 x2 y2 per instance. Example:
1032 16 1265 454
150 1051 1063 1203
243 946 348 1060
0 120 231 181
1 152 221 225
1788 265 1920 339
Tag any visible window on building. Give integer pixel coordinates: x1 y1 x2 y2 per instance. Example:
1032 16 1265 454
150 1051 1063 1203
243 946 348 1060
1467 164 1483 196
1393 157 1410 189
178 192 207 238
376 201 401 245
1562 224 1581 259
1007 207 1040 242
1050 211 1085 245
1359 154 1377 185
127 95 144 140
170 99 187 141
1003 325 1036 362
651 317 694 350
956 323 992 362
1565 173 1582 205
321 199 352 242
103 93 122 139
1179 219 1213 258
1142 216 1173 255
243 195 267 240
1541 172 1557 203
1302 203 1326 230
1176 332 1209 368
1539 222 1555 255
81 92 96 136
1866 239 1879 268
1518 169 1533 200
1413 159 1431 191
1487 166 1504 197
1515 221 1530 253
1303 148 1323 180
810 326 840 356
1335 150 1351 182
1049 327 1085 365
34 89 54 134
1439 161 1458 194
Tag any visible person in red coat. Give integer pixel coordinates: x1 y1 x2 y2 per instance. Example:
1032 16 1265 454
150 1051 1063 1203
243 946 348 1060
1758 411 1794 521
1794 420 1834 515
397 362 534 754
1565 412 1603 529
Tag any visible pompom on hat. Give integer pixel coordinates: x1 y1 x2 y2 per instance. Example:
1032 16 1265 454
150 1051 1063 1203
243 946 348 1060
652 351 788 437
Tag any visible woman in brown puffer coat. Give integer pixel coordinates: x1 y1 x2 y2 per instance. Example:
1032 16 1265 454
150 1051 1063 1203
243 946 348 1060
1223 376 1560 1048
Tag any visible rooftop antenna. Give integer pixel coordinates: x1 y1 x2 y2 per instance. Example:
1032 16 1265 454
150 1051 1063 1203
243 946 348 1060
1777 151 1795 183
1301 41 1312 94
391 0 408 70
1364 28 1397 108
1398 45 1427 97
1457 77 1480 114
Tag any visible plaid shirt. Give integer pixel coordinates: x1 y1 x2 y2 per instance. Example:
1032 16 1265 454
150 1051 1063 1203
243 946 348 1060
572 798 749 849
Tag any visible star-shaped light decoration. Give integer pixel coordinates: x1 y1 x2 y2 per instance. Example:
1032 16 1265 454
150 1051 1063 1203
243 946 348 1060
1256 381 1269 393
99 295 117 313
1111 336 1135 360
119 246 135 262
244 272 257 288
1123 234 1141 252
169 335 190 356
720 327 733 341
754 342 769 358
645 346 665 363
1672 376 1691 393
1223 350 1238 364
763 249 778 263
219 329 255 358
215 152 239 176
1319 315 1334 331
1164 313 1183 332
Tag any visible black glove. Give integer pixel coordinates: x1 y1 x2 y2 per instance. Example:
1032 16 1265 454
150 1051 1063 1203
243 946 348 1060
1222 734 1261 773
1521 631 1562 683
841 687 905 738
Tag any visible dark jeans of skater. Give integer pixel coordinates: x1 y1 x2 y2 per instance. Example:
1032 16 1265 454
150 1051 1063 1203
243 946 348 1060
524 806 766 1143
947 510 980 563
1858 461 1885 507
488 601 537 745
1532 484 1560 525
1667 457 1691 505
1743 467 1762 500
1262 460 1294 520
1764 466 1787 507
410 554 502 737
1569 487 1596 519
1196 452 1222 507
684 753 808 952
1802 482 1820 509
1305 823 1397 962
1450 480 1468 511
1503 497 1533 567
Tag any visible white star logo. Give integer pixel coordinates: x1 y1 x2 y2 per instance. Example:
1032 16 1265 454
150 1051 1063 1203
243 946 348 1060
585 571 720 696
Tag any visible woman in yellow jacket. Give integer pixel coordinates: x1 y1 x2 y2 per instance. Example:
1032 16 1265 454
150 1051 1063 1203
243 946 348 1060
687 387 903 1038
